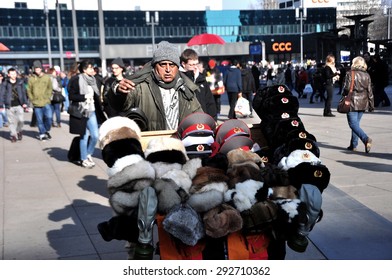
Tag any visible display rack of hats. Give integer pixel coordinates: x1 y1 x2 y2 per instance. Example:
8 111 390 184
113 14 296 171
252 84 330 253
96 92 330 260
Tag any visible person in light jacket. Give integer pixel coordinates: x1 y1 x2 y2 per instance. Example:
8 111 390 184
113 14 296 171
343 56 374 153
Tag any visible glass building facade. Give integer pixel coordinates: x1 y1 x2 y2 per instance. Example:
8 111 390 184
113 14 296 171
0 7 336 69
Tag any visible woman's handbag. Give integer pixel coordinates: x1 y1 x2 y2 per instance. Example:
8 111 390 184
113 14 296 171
337 71 355 114
67 102 82 119
52 92 65 103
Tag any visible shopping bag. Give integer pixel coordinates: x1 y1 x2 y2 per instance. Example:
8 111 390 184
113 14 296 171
235 97 251 118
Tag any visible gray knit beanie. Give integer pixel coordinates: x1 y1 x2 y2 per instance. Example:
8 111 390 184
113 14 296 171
152 41 180 67
33 60 42 69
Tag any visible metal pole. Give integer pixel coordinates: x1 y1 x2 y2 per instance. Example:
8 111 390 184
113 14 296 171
146 11 159 51
56 0 64 71
44 0 52 67
71 0 79 61
98 0 107 77
151 15 155 50
389 8 391 40
300 10 303 65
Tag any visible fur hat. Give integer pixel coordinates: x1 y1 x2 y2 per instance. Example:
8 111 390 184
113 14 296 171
263 95 299 117
203 204 243 238
152 41 180 67
201 153 229 172
111 57 125 70
107 157 156 215
241 200 278 232
227 148 263 168
224 179 265 212
287 162 330 193
162 203 205 246
187 166 229 213
270 185 299 200
260 163 291 187
99 117 144 169
33 60 42 69
153 178 188 214
99 116 142 149
278 149 321 171
272 117 305 146
273 198 308 237
102 138 144 169
285 128 317 144
145 137 188 164
285 138 320 158
227 162 265 189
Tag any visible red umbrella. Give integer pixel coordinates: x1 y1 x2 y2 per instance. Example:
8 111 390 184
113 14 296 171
187 33 225 46
0 42 10 51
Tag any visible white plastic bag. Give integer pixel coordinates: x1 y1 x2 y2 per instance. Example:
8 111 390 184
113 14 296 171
235 97 251 118
304 83 313 94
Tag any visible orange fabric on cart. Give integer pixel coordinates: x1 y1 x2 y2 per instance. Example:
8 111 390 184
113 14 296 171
227 231 269 260
156 214 205 260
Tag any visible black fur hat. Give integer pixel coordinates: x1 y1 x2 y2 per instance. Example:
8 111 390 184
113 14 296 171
287 162 331 193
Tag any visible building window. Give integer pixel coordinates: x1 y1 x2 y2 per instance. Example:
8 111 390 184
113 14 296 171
14 2 27 9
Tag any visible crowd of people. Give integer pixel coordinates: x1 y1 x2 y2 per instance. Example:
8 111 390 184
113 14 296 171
0 43 388 165
0 41 386 261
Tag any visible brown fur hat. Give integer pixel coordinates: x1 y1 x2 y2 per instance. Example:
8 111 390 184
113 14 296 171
190 166 229 193
226 148 263 168
145 137 189 164
99 116 141 149
269 185 299 200
227 161 263 189
203 203 243 238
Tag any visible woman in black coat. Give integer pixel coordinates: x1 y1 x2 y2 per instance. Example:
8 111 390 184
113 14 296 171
67 60 106 168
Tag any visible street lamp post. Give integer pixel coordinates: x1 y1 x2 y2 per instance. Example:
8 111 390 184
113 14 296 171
71 0 79 61
44 0 52 67
296 1 306 65
56 0 64 71
98 0 107 77
146 11 159 51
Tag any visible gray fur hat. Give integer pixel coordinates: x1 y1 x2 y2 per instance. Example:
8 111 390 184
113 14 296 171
162 203 205 246
152 41 180 67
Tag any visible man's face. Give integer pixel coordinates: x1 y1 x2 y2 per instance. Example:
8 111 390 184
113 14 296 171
111 64 123 77
155 60 178 83
8 70 17 81
34 67 42 75
182 59 200 74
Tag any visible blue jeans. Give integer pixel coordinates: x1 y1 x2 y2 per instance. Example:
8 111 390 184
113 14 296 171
80 111 99 161
34 104 52 135
51 103 61 125
0 105 9 127
347 111 368 148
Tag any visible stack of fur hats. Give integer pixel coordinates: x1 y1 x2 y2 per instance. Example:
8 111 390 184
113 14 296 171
97 116 156 243
252 84 330 253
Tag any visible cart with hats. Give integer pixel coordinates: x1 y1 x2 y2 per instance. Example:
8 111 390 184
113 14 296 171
96 84 329 260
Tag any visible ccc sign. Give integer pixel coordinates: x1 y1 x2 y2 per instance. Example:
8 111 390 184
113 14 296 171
272 42 292 52
311 0 330 3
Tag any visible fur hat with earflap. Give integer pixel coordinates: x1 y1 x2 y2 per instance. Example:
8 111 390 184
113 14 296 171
144 137 198 214
99 117 156 216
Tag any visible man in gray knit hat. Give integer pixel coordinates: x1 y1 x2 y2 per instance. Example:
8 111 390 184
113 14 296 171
108 41 202 131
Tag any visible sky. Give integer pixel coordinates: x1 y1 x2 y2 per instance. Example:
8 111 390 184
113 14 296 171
0 0 259 11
